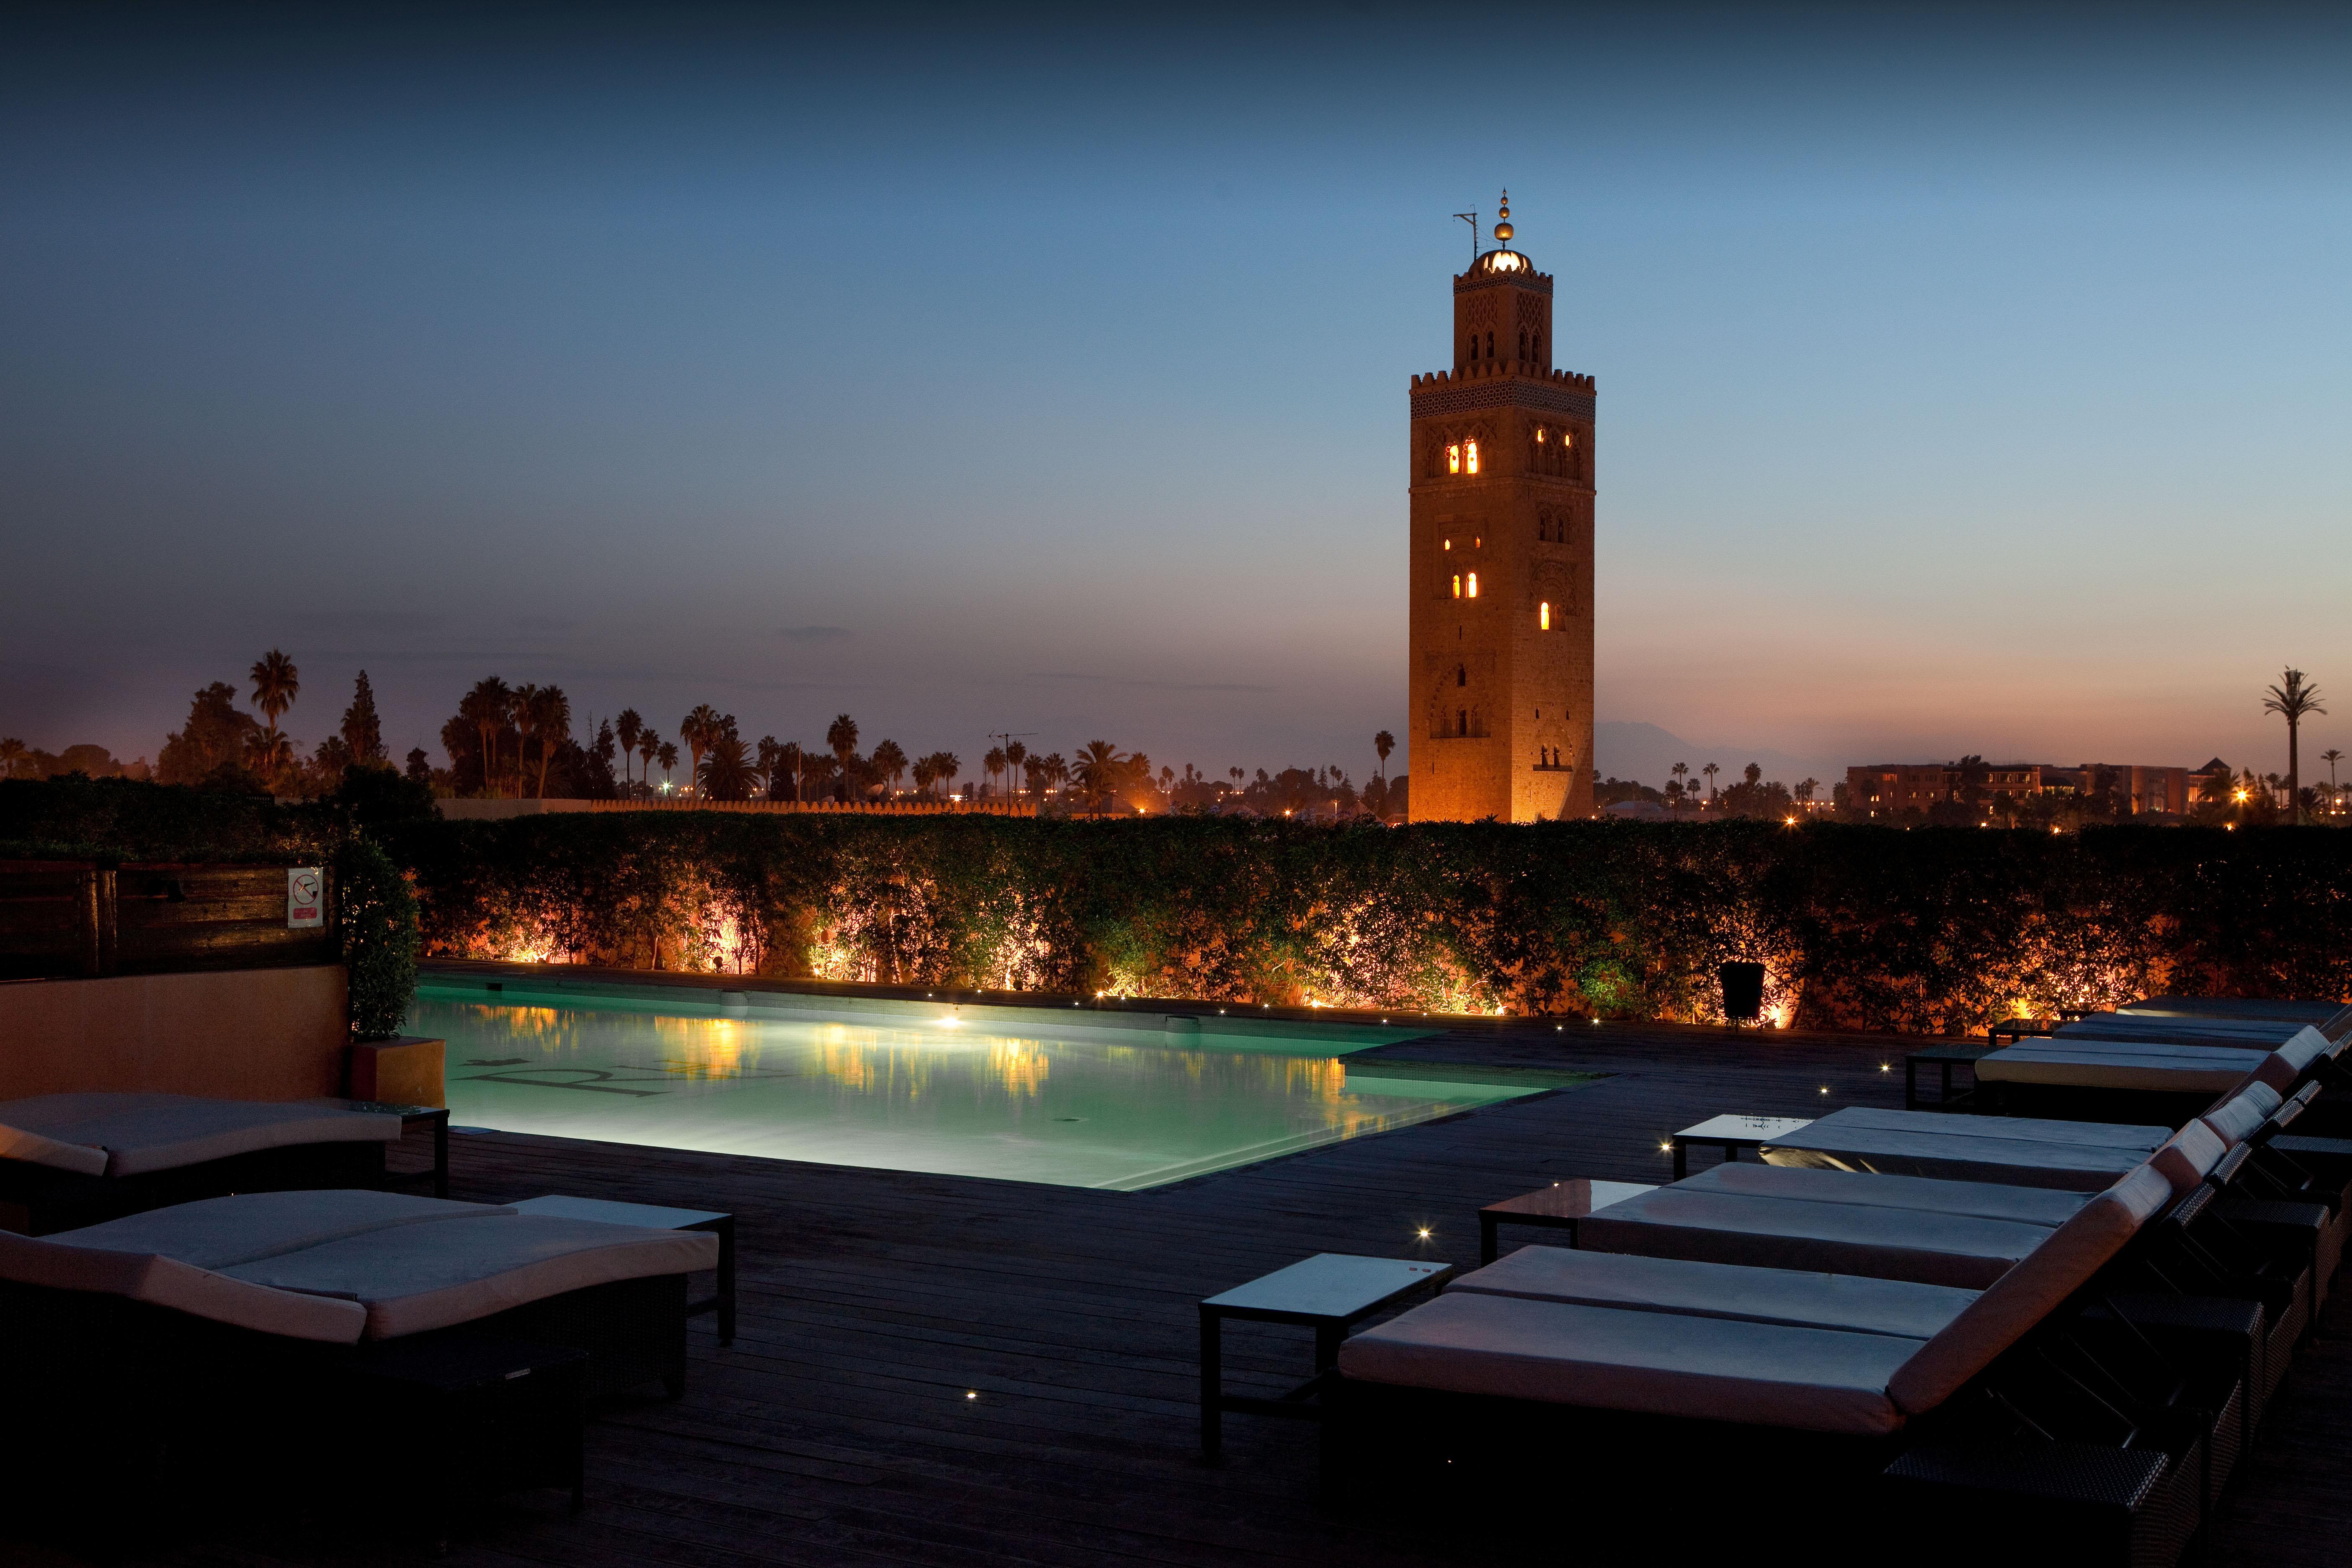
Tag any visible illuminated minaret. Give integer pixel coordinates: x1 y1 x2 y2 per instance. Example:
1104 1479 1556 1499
1407 193 1596 822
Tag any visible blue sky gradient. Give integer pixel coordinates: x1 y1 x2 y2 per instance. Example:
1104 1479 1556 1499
5 3 2347 786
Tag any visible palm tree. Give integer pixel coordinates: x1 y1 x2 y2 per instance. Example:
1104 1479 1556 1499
2263 669 2327 823
679 704 723 799
697 734 754 800
637 727 660 790
526 685 570 797
825 714 859 801
249 649 299 744
511 684 542 794
1795 777 1820 805
911 756 937 797
615 709 643 791
983 746 1007 799
243 725 293 787
754 736 781 798
0 738 26 779
928 750 962 798
776 741 803 800
1701 762 1720 803
1073 740 1126 812
1041 752 1067 799
1374 730 1394 780
872 739 909 797
459 676 512 797
2323 748 2345 813
656 740 678 789
1004 740 1028 798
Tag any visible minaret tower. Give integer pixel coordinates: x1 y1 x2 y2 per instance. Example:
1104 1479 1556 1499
1407 193 1596 822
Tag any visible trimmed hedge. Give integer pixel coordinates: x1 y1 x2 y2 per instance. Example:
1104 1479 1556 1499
392 816 2352 1035
0 776 345 862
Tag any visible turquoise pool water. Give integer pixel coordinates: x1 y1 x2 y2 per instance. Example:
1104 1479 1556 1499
408 982 1543 1190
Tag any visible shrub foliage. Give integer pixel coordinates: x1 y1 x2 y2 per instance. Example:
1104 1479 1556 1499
393 817 2352 1034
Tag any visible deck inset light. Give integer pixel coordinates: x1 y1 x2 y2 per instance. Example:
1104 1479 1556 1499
1416 1228 1431 1240
966 1390 977 1400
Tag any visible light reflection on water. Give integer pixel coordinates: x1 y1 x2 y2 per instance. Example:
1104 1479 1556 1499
410 995 1532 1190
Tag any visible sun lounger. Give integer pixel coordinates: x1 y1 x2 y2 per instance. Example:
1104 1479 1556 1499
1760 1105 2170 1189
1976 1028 2333 1127
0 1092 404 1234
1330 1165 2212 1562
2119 997 2352 1042
0 1189 717 1395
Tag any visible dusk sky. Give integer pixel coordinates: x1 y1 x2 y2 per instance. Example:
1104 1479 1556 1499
5 3 2347 788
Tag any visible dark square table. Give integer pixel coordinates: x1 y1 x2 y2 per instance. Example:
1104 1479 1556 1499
512 1194 737 1346
1907 1042 2001 1110
1198 1253 1451 1458
1478 1178 1656 1264
1669 1114 1817 1180
331 1099 451 1199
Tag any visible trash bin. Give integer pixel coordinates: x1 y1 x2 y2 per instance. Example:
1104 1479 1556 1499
1718 961 1767 1024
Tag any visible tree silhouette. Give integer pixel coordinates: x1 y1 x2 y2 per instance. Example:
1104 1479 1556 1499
637 726 660 789
983 746 1008 798
1701 762 1720 803
615 709 643 792
775 741 803 800
928 750 962 798
656 740 678 788
2322 748 2345 811
460 677 513 797
249 649 299 744
1003 740 1028 797
340 671 387 766
1073 740 1126 812
679 704 723 799
2263 669 2327 823
1374 730 1394 779
872 739 909 797
525 686 570 798
0 738 27 779
825 714 859 801
511 684 543 795
698 734 754 800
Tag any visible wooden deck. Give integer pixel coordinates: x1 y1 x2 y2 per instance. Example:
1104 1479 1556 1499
38 1013 2352 1566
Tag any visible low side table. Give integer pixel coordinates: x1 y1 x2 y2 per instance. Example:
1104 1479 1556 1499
1669 1114 1817 1180
1908 1042 2000 1111
1199 1253 1452 1460
1479 1179 1656 1264
332 1099 451 1199
512 1194 736 1346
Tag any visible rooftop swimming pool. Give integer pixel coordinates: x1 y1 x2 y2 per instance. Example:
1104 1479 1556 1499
410 979 1557 1190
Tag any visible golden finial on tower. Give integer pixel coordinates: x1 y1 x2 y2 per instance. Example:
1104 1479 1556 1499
1493 190 1513 248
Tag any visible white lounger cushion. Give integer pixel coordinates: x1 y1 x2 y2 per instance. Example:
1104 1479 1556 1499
222 1214 720 1339
1449 1246 1979 1339
0 1093 401 1177
2063 1017 2330 1050
1790 1107 2170 1152
2202 1082 2285 1146
0 1228 366 1342
1577 1188 2051 1287
2122 998 2352 1042
1886 1164 2172 1414
50 1191 512 1270
1337 1290 1921 1435
1976 1045 2270 1093
0 1121 109 1177
1677 1162 2090 1227
1762 1122 2161 1192
2148 1121 2226 1195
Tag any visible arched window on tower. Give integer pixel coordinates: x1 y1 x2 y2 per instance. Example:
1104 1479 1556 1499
1518 330 1527 359
1465 440 1479 474
1456 665 1466 688
1485 332 1494 359
1533 332 1543 364
1447 443 1460 475
1540 601 1551 631
1457 709 1468 738
1466 572 1479 598
1466 335 1477 364
1451 573 1461 598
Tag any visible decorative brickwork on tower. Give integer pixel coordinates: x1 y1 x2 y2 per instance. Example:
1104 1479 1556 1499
1408 199 1596 822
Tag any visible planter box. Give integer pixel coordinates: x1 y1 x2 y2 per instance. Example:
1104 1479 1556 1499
348 1036 446 1109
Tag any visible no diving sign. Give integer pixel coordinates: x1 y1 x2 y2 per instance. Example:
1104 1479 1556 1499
288 867 322 928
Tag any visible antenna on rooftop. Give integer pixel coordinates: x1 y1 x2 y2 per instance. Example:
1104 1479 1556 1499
1454 210 1479 267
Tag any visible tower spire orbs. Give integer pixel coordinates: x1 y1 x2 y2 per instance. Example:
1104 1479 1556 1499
1493 191 1513 250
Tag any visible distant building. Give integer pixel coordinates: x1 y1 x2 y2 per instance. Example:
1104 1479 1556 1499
1845 761 2195 820
1408 194 1595 823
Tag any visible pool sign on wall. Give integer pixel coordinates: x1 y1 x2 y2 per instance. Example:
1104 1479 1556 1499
287 867 322 929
